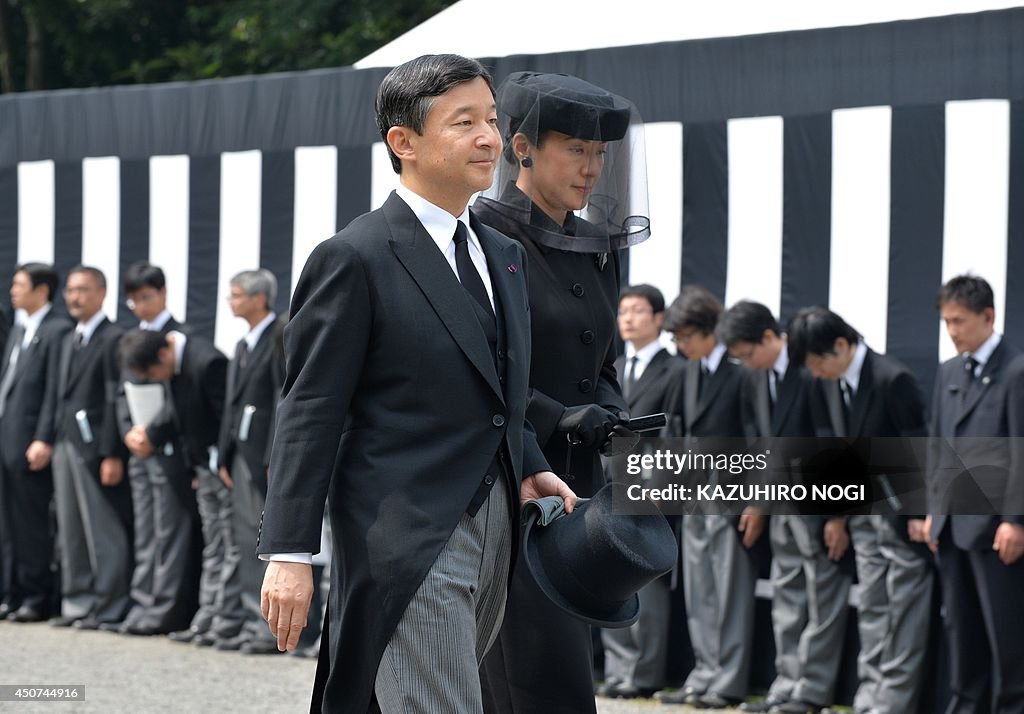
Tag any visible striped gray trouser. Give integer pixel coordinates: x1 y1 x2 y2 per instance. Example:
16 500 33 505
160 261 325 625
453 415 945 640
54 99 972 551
374 473 512 714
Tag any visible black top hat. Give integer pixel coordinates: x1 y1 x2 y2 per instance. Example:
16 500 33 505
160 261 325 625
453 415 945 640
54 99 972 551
521 482 677 628
499 71 632 143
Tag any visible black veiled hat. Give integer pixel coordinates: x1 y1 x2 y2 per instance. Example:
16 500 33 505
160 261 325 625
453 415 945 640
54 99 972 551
500 71 631 142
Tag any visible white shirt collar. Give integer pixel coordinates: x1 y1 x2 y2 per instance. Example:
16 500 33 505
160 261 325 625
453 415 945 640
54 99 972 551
969 331 1001 368
141 309 173 332
20 303 52 347
841 341 869 393
245 312 277 352
772 339 790 377
626 339 663 365
703 342 727 375
169 330 187 376
75 310 107 346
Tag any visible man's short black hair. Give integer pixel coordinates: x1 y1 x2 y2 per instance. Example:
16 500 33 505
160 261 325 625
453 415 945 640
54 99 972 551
936 275 995 314
119 329 168 376
663 285 722 335
15 262 59 303
123 261 166 294
619 284 665 314
375 54 495 174
716 300 780 347
67 265 107 290
787 306 861 365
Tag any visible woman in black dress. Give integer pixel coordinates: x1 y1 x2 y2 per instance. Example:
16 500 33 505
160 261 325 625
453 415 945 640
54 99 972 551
473 71 651 714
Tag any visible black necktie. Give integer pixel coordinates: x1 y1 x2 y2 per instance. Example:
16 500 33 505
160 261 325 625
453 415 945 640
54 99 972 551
624 355 639 399
698 362 710 401
839 378 853 433
236 338 249 369
964 355 980 380
452 221 494 317
73 331 85 351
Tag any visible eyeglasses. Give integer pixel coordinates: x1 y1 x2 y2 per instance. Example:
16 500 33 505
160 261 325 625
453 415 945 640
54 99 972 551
730 342 761 362
672 329 701 344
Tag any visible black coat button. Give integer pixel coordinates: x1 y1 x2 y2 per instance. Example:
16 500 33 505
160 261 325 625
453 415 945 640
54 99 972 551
484 474 494 485
571 283 585 297
497 349 505 360
492 414 506 427
578 379 593 393
580 330 595 344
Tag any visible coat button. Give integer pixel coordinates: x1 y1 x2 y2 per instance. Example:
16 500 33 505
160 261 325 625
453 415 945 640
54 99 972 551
571 283 585 297
497 349 505 360
492 414 506 427
578 379 593 393
484 474 494 485
580 330 595 344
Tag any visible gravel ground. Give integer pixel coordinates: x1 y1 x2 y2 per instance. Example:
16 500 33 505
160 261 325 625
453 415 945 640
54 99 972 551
0 619 732 713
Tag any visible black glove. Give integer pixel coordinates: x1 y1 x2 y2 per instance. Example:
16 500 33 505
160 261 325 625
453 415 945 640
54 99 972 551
557 405 622 448
600 423 641 457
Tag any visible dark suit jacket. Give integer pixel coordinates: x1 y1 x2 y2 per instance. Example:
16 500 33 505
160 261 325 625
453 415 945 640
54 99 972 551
810 349 928 542
115 316 187 440
665 354 748 439
928 338 1024 549
616 348 684 421
146 335 226 472
54 318 126 463
0 308 72 470
218 319 285 481
257 192 548 713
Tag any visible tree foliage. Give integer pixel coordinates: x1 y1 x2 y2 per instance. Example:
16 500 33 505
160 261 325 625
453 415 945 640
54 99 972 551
0 0 455 93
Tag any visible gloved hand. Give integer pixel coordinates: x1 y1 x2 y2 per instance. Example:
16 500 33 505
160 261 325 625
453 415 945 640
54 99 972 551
600 423 640 457
557 405 622 448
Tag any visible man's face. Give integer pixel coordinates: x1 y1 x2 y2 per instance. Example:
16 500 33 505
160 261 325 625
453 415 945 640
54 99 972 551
143 346 175 382
227 285 264 321
940 301 994 355
65 272 106 322
127 286 167 323
618 296 663 347
672 327 716 361
802 337 854 380
728 331 779 371
405 77 501 202
10 271 46 313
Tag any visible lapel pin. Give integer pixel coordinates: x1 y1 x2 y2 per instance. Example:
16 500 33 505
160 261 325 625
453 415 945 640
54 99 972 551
507 264 518 273
982 376 991 385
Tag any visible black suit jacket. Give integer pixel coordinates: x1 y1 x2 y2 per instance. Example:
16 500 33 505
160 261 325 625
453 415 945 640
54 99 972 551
54 318 126 463
218 319 285 480
928 338 1024 549
665 355 748 439
146 335 226 472
257 192 548 713
0 308 72 470
616 348 684 421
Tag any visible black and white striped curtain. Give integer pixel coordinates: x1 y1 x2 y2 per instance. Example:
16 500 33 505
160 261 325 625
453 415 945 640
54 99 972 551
2 8 1022 394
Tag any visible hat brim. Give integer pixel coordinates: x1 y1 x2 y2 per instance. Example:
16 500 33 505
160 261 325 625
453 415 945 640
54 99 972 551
521 508 640 629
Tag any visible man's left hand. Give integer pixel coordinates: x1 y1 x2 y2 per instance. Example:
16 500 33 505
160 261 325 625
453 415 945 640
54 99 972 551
126 426 155 458
993 522 1024 565
25 441 53 471
521 471 577 514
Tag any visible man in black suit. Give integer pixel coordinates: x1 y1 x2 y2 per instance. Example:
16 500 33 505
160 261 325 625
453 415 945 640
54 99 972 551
719 300 852 714
0 263 71 622
210 269 284 655
257 54 574 713
600 284 682 699
117 262 202 636
789 306 932 714
50 266 132 628
919 275 1024 714
656 286 765 709
119 328 231 640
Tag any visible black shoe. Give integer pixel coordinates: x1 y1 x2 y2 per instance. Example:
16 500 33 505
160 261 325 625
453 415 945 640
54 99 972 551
770 700 824 714
72 616 101 630
168 628 202 643
698 692 743 709
656 687 703 705
9 605 47 623
194 631 219 647
214 634 248 651
121 623 160 636
595 681 620 697
49 615 81 628
741 696 788 712
0 602 17 620
240 639 284 655
610 684 658 700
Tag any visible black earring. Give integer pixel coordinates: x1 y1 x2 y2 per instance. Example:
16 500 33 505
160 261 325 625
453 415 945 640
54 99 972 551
521 156 533 168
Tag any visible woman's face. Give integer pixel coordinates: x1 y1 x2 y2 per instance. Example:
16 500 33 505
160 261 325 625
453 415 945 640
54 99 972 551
514 130 608 224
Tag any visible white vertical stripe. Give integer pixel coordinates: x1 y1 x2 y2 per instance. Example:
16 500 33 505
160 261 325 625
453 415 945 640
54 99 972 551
940 100 1010 362
830 106 892 352
629 122 682 348
17 160 55 265
292 146 338 297
370 142 400 210
726 116 784 316
81 157 121 319
149 155 191 323
215 150 263 355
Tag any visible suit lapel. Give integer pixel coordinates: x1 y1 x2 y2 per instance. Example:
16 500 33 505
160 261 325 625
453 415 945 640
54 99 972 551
386 194 504 403
64 318 109 394
683 361 700 432
849 350 875 436
692 360 730 425
957 340 1006 426
822 378 846 437
629 349 669 407
772 365 800 434
231 330 271 402
754 371 772 437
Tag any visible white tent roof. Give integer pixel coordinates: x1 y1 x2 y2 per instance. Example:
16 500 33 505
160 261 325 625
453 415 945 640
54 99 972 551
357 0 1023 68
